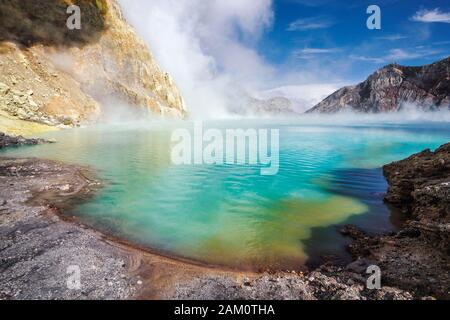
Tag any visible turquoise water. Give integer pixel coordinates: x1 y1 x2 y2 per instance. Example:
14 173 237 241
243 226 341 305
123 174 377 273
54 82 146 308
2 120 450 270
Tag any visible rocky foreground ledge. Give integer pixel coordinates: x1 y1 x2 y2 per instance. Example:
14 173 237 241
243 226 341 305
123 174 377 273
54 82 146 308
0 157 141 299
0 138 448 300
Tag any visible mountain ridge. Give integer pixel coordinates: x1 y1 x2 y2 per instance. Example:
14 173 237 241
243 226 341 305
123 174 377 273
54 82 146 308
307 56 450 113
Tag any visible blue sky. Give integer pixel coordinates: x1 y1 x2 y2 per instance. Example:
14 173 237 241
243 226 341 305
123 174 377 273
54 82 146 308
122 0 450 115
258 0 450 82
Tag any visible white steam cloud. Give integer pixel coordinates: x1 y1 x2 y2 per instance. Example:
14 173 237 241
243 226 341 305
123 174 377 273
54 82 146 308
298 106 450 124
118 0 275 118
117 1 449 122
257 84 342 113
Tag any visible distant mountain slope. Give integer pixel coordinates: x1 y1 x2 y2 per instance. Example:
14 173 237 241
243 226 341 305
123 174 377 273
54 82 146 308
307 57 450 113
246 97 295 116
228 95 296 117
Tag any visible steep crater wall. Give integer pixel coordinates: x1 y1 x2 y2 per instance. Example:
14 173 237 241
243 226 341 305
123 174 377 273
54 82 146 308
0 0 186 134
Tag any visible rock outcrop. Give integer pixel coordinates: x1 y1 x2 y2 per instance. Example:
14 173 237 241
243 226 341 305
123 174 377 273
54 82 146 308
384 143 450 252
0 132 51 149
307 57 450 113
0 0 186 133
0 43 101 129
339 144 450 299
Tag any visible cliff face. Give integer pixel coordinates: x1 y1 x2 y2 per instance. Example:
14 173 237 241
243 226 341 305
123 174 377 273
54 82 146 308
0 0 186 134
307 57 450 113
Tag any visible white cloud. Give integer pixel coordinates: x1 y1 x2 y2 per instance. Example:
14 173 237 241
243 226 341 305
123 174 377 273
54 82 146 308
385 49 422 61
299 48 337 54
289 0 334 7
287 16 335 31
351 48 441 64
411 8 450 23
375 34 407 41
350 55 385 64
292 47 339 59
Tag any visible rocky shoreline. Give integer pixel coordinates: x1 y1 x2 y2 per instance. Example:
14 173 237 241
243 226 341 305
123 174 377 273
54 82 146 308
0 156 140 299
0 134 448 300
334 143 450 299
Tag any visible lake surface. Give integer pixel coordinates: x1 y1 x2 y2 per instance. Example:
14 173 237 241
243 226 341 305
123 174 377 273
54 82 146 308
2 119 450 270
